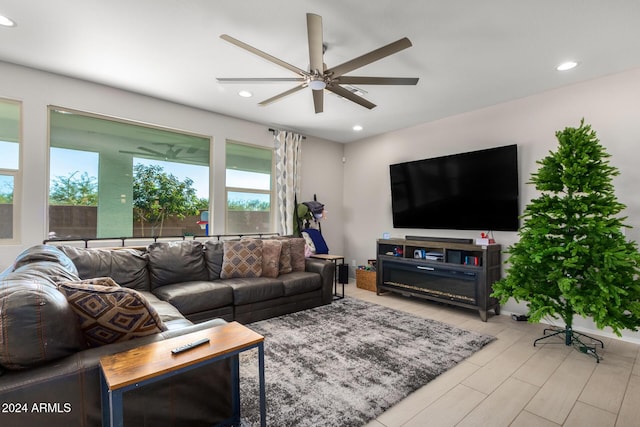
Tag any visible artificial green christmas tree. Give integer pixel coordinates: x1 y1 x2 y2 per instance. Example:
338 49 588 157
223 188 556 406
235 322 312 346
492 120 640 361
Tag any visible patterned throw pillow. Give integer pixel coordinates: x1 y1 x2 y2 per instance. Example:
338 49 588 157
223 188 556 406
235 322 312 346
220 239 263 279
57 278 167 348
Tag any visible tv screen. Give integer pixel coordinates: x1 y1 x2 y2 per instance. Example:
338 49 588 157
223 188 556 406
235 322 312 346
390 144 519 231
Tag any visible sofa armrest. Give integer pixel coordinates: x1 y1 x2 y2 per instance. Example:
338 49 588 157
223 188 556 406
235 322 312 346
0 319 232 427
305 258 335 304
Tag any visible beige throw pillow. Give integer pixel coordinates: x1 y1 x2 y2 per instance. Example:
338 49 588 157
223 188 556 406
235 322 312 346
261 239 283 278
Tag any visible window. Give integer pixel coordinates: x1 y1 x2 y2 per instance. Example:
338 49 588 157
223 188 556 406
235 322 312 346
0 98 21 242
225 141 273 233
49 108 210 239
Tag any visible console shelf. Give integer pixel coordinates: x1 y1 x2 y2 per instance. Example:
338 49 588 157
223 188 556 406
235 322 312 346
376 237 502 321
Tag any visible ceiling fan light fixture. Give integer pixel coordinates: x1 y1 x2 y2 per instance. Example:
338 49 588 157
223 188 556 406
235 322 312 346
352 125 363 131
309 79 326 90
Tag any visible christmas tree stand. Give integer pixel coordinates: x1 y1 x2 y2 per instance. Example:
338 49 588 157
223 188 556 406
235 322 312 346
534 326 604 363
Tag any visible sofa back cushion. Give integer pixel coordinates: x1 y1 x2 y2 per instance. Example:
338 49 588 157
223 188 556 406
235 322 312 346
12 244 78 276
203 240 224 280
59 245 150 291
13 261 81 285
0 275 86 370
147 241 208 290
57 278 167 348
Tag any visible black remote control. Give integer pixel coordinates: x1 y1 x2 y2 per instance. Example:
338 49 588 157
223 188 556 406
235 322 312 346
171 338 210 355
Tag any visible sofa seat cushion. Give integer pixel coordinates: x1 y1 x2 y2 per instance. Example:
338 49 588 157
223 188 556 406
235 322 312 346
59 245 150 291
0 275 86 369
138 291 192 330
148 241 208 290
58 280 168 348
152 281 234 315
278 271 323 297
223 277 284 305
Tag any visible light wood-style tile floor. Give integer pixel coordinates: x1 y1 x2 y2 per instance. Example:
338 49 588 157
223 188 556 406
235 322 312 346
343 283 640 427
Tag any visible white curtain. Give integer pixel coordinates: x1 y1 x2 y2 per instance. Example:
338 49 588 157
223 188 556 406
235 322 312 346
274 130 303 235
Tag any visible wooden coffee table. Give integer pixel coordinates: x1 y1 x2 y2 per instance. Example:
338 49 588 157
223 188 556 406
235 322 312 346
99 321 265 427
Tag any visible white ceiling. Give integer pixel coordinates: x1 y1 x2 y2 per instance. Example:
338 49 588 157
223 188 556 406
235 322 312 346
1 0 639 143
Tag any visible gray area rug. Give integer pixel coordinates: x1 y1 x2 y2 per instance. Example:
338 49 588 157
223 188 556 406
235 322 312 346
239 297 494 426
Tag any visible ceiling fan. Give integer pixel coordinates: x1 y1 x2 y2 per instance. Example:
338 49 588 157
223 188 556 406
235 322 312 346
119 143 200 160
217 13 419 113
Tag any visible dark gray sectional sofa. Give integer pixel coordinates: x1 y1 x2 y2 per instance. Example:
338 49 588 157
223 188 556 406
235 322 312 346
0 238 335 427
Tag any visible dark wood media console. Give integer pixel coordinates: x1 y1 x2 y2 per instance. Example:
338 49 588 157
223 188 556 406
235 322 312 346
376 237 502 321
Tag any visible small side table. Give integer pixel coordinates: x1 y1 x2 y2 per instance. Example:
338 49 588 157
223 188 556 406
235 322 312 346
100 321 265 427
310 254 346 300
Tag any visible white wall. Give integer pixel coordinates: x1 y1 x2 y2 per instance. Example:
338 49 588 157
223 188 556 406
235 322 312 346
343 66 640 343
0 61 344 268
299 137 345 256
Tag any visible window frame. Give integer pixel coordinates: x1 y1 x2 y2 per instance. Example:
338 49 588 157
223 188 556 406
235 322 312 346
224 140 275 234
0 97 22 245
47 106 212 240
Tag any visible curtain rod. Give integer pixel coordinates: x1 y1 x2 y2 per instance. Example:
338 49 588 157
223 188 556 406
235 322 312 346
268 128 306 139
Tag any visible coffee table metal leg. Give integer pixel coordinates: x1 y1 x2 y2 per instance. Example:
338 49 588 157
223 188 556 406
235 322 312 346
258 342 266 427
109 389 124 427
100 372 109 426
100 370 124 427
231 355 240 425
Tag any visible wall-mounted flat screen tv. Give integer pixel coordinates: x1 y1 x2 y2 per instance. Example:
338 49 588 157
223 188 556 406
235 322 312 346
390 144 519 231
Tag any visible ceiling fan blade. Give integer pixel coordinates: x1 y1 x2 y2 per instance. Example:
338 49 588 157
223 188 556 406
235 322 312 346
220 34 310 77
136 146 165 156
326 84 376 110
259 83 307 106
307 13 324 75
217 77 306 83
326 37 413 78
312 89 323 114
336 76 419 85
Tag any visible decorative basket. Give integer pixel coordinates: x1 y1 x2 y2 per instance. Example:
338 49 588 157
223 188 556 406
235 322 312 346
356 269 377 292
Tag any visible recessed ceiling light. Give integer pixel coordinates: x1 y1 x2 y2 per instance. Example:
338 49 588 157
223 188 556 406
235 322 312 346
353 125 363 132
556 61 578 71
238 90 253 98
0 14 16 27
